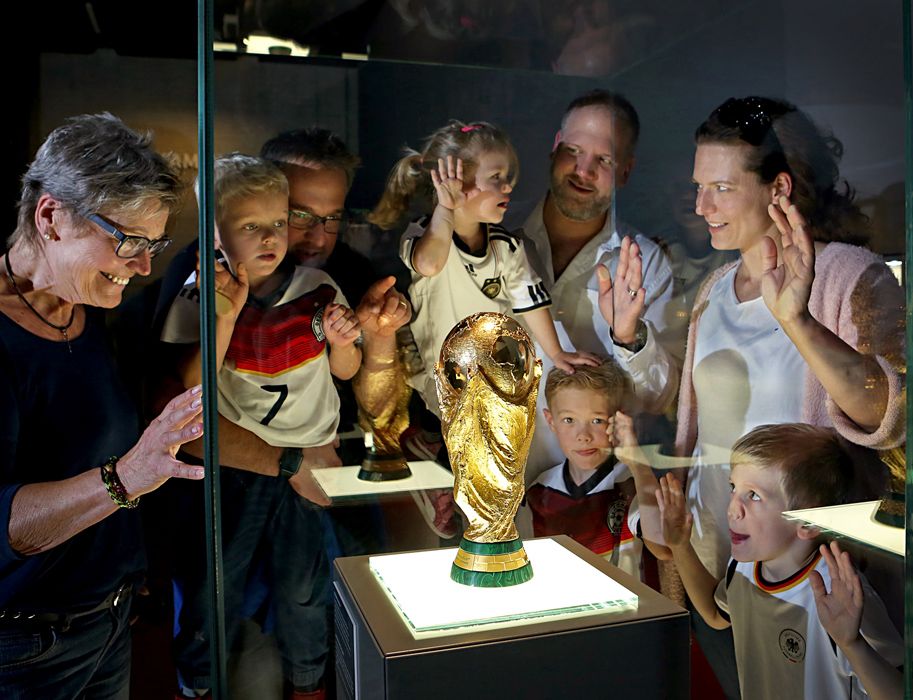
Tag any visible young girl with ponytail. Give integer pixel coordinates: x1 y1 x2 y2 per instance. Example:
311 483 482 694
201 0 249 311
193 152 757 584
371 120 598 415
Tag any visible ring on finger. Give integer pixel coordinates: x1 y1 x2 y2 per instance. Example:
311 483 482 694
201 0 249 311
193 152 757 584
626 287 638 298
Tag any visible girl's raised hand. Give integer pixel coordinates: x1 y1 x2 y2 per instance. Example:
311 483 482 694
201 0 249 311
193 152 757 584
430 156 471 211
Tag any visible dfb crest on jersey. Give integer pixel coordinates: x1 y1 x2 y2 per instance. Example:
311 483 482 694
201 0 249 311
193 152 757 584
606 499 627 535
778 628 806 663
481 277 502 299
312 306 327 342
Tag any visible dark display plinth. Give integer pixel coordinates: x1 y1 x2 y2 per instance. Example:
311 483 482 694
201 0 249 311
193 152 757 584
334 536 689 700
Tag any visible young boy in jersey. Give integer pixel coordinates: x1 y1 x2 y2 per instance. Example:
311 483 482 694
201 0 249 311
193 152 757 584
525 359 644 578
163 152 361 442
161 153 360 699
655 424 903 700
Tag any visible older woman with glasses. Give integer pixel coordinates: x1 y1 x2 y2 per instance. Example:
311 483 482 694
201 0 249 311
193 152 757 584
641 96 905 697
0 113 205 697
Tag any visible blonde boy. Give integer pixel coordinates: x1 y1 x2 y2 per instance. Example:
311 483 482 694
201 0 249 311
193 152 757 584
526 360 643 577
656 424 903 700
162 153 361 444
161 153 359 698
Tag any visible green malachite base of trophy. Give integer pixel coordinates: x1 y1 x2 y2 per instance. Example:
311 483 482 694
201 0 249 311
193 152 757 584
357 449 413 482
450 537 534 587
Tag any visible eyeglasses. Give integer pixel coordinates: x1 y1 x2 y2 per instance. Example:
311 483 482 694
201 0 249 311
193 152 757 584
88 214 172 259
288 209 345 235
712 97 780 146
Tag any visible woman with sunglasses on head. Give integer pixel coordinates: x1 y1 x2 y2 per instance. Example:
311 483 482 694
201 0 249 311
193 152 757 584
656 97 904 698
0 113 206 698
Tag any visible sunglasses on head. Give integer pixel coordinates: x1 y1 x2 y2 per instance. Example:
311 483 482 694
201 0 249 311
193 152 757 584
712 97 781 146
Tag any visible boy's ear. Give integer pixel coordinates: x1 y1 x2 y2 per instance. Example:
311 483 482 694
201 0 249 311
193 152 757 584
796 524 820 541
551 130 562 154
543 407 555 432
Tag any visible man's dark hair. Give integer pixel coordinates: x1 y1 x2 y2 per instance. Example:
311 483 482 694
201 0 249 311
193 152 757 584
260 127 361 189
562 90 640 155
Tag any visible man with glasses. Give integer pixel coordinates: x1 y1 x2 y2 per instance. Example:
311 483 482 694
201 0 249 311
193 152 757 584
520 90 679 480
261 128 376 309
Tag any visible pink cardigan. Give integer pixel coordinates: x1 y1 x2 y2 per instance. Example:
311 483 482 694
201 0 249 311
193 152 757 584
675 242 906 454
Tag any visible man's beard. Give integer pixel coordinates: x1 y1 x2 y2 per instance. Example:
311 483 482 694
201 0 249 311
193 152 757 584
549 172 613 222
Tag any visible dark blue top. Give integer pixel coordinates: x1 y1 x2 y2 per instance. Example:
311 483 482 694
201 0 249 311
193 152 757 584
0 307 145 610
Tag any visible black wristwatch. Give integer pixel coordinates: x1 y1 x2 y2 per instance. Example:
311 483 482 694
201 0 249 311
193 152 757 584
611 320 648 353
279 447 304 479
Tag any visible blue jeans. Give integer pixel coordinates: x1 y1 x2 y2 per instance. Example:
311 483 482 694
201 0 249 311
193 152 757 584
173 469 330 691
0 596 132 700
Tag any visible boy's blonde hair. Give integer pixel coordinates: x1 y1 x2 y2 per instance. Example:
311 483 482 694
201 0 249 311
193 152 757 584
730 424 854 510
368 120 519 230
543 358 631 412
194 152 288 225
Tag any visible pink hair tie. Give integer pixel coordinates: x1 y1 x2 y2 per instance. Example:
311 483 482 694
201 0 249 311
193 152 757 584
460 124 481 133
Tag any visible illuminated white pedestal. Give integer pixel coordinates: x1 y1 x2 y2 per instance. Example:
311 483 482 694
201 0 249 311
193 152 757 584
334 536 689 700
312 460 453 501
614 442 730 470
783 501 903 556
370 538 638 635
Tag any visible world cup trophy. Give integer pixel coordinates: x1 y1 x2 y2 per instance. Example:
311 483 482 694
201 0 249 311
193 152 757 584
435 312 541 587
354 350 413 482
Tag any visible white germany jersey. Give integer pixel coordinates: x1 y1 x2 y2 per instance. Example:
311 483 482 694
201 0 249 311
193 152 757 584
161 266 347 448
400 220 550 415
715 554 903 700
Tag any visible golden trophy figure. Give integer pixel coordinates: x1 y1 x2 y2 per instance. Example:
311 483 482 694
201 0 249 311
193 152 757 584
874 446 904 527
435 312 540 587
353 345 413 482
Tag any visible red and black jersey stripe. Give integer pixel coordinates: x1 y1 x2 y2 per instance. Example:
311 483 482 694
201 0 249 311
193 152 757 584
226 284 337 377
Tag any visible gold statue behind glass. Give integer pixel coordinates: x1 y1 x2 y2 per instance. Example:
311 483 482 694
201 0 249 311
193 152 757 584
435 312 540 586
353 349 413 482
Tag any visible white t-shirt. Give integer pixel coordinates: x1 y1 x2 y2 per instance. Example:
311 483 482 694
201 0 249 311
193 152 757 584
400 220 550 416
161 266 347 448
662 239 737 363
687 264 807 577
715 554 903 700
521 200 678 482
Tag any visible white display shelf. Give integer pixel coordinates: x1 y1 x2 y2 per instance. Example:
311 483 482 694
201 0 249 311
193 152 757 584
369 537 638 637
614 442 731 470
312 460 453 499
782 500 903 557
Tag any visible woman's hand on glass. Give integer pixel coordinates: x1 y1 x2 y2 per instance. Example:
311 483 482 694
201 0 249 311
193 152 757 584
117 385 206 498
762 195 815 328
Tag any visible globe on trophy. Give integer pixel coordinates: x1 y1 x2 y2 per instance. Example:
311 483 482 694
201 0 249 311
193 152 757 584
435 312 541 587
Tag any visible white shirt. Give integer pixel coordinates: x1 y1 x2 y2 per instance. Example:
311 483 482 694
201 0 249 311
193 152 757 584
716 554 903 700
520 198 678 481
687 264 807 577
400 220 549 417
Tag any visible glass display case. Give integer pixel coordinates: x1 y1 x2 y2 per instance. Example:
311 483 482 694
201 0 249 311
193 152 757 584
6 1 910 698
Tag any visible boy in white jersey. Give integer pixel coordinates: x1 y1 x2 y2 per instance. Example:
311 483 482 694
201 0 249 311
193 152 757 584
163 153 361 442
162 154 360 698
655 424 902 700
